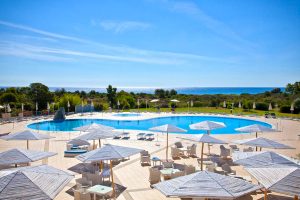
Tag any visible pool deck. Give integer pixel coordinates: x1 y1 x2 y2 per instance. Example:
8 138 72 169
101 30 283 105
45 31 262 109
0 112 299 200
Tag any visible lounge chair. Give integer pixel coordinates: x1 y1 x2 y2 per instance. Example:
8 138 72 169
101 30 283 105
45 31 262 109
174 142 183 149
0 132 10 137
121 132 130 140
171 147 183 159
243 147 254 152
149 167 161 186
270 113 277 119
220 145 230 158
140 150 151 166
113 135 121 139
221 163 236 175
137 133 145 140
171 171 185 179
145 133 155 141
187 144 197 157
229 145 239 155
184 165 196 175
64 149 88 157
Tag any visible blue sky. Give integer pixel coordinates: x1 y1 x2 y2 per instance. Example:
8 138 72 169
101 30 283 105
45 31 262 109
0 0 299 88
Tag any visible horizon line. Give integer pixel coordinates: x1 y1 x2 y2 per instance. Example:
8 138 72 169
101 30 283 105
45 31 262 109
0 85 285 89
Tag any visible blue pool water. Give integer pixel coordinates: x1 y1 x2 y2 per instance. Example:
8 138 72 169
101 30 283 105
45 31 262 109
28 116 272 134
113 113 141 117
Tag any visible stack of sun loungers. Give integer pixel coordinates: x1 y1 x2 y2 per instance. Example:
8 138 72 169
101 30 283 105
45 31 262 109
64 143 90 157
137 133 155 141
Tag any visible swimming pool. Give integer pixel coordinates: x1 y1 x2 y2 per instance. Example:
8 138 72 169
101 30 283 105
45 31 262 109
113 113 141 117
28 116 272 134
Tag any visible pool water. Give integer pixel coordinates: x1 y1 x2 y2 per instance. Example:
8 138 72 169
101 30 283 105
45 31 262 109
113 113 141 117
28 116 272 134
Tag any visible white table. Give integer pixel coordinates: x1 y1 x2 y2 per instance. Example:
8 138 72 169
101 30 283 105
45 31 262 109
87 185 113 200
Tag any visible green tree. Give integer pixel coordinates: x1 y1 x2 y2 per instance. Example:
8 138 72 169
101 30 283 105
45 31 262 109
28 83 53 110
170 89 177 96
0 93 17 103
294 98 300 111
155 89 165 98
286 82 300 94
117 90 135 109
106 85 117 108
271 88 281 93
59 94 81 112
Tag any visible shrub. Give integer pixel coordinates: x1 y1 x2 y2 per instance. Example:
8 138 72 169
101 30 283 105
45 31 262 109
193 102 208 107
280 105 291 113
94 102 108 111
255 102 268 111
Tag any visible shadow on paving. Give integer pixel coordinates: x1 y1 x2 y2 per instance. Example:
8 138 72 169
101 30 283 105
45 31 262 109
66 181 127 200
257 194 294 200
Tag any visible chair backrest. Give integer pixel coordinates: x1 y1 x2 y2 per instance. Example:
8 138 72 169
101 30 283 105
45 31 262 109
162 161 174 169
243 147 254 152
220 145 230 157
229 145 238 149
184 165 196 175
171 147 179 156
175 142 183 148
141 155 151 163
191 144 197 153
82 173 100 185
149 167 161 184
140 150 149 156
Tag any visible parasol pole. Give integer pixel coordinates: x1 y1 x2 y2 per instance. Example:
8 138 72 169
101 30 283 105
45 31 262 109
201 142 204 171
110 160 115 197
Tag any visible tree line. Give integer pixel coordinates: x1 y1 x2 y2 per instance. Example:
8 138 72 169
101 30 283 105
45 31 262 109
0 82 300 116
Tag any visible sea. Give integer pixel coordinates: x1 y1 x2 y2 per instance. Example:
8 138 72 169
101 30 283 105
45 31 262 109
48 87 284 95
1 86 284 95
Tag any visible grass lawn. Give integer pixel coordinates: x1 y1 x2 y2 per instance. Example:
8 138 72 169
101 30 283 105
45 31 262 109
126 107 300 118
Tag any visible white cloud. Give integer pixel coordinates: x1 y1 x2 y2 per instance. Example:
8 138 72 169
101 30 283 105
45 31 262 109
0 20 239 64
167 1 257 50
94 20 151 33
